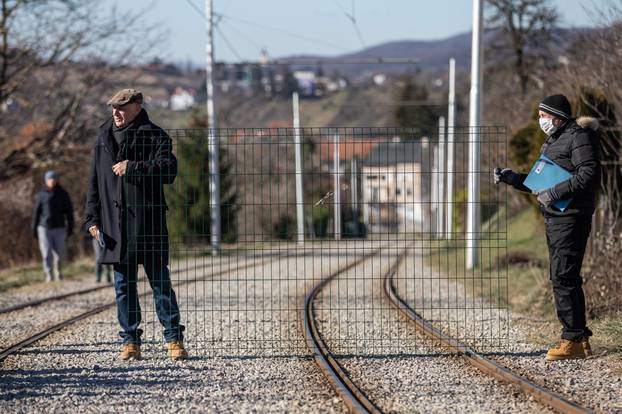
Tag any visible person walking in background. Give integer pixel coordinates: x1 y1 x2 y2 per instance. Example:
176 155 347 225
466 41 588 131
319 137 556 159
32 170 74 282
495 94 600 361
92 236 113 283
84 88 187 361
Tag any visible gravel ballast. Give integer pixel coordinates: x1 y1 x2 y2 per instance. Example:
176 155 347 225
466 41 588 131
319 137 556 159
1 241 620 413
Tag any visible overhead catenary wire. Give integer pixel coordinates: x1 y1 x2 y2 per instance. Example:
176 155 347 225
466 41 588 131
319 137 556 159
332 0 365 48
216 25 244 61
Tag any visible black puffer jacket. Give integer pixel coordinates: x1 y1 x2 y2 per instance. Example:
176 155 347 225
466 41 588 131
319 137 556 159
32 185 74 235
513 117 601 217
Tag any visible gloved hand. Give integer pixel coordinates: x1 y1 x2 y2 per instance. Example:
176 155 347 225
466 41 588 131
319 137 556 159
493 167 520 186
535 189 555 207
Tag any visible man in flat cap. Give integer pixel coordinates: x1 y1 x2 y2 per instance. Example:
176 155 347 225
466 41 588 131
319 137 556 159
84 88 187 361
495 94 600 361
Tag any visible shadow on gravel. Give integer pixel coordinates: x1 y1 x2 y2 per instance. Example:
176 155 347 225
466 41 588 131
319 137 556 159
0 365 204 401
482 350 546 358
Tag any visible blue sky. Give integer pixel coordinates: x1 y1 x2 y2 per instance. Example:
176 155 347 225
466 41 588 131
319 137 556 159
113 0 608 63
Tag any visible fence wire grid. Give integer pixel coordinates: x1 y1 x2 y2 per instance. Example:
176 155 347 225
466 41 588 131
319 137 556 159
96 126 508 357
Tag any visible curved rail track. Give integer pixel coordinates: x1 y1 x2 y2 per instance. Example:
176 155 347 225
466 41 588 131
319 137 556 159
302 248 384 414
0 254 282 362
383 251 594 414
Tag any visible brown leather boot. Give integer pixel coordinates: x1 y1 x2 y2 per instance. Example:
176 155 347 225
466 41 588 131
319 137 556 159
167 341 188 361
582 337 593 357
546 339 585 361
119 343 141 361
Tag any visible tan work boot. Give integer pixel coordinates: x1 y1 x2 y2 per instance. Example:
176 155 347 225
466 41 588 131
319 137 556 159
582 337 593 357
546 339 585 361
119 343 141 361
167 341 188 361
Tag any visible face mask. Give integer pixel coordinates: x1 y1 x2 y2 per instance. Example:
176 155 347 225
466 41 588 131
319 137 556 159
539 117 557 136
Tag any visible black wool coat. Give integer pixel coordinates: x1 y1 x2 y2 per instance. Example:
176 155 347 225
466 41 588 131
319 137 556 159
83 109 177 265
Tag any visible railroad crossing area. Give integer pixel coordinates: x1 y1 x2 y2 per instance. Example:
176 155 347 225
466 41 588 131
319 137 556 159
0 130 619 413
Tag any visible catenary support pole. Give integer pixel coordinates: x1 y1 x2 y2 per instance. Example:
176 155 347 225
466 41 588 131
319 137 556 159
467 0 483 269
293 92 305 245
334 132 342 240
205 0 221 255
437 116 446 238
446 58 456 240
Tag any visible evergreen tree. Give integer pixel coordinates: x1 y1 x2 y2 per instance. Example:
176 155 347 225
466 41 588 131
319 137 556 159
167 111 239 244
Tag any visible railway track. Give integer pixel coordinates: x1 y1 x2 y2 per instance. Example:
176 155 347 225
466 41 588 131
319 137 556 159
0 254 283 362
0 250 297 316
302 248 384 414
382 250 594 414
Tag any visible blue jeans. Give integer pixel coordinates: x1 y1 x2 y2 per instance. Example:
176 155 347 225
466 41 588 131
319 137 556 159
113 260 184 344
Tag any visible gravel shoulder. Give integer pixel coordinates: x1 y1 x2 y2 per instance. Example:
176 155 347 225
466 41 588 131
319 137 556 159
0 243 370 413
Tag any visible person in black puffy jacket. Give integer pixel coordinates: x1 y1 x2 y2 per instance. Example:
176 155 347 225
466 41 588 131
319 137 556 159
32 170 74 281
494 94 600 361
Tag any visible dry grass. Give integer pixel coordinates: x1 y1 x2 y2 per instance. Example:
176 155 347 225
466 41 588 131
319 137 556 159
0 256 94 293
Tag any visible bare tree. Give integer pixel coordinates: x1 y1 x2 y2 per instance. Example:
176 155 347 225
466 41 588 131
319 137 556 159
0 0 163 178
486 0 559 95
558 2 622 235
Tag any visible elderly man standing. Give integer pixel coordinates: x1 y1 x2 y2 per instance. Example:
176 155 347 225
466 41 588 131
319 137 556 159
32 170 74 282
84 89 187 361
495 94 600 361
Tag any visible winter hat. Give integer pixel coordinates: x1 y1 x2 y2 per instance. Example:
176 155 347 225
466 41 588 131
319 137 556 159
44 170 58 181
539 94 572 120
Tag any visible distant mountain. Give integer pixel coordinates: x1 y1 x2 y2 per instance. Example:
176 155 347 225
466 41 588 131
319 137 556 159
277 32 471 76
277 28 589 76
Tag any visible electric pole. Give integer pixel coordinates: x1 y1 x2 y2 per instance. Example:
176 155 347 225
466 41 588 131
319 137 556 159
205 0 221 255
467 0 483 269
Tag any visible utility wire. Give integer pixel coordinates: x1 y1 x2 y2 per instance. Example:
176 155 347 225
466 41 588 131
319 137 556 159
216 12 348 51
216 25 244 61
332 0 365 48
221 20 264 53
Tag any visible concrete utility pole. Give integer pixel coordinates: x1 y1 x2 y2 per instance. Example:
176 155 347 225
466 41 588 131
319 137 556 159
205 0 221 255
446 58 456 240
437 116 446 238
351 158 358 217
467 0 483 269
292 92 305 245
333 132 342 240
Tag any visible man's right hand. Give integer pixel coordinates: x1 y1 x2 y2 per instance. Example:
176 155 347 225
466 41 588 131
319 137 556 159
493 167 520 186
88 225 99 238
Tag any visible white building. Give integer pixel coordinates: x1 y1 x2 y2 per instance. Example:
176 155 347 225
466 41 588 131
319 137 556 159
170 87 196 111
361 138 431 233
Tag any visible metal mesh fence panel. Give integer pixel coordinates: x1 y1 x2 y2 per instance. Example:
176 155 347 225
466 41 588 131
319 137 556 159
100 126 507 357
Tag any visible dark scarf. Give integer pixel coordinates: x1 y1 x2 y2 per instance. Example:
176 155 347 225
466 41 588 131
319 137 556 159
111 109 147 161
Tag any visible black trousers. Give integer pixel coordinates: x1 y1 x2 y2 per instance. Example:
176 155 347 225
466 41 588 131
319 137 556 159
545 215 593 341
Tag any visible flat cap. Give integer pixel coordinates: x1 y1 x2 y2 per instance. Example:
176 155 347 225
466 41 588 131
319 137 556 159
107 88 143 106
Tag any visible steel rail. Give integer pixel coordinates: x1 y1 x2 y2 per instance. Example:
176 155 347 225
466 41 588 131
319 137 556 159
302 248 385 414
0 250 302 315
383 263 594 414
0 254 284 363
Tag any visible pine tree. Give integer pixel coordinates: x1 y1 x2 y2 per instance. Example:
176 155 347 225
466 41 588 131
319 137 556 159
167 110 239 244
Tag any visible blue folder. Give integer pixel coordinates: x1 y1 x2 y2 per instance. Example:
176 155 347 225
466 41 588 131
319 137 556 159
523 155 572 211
